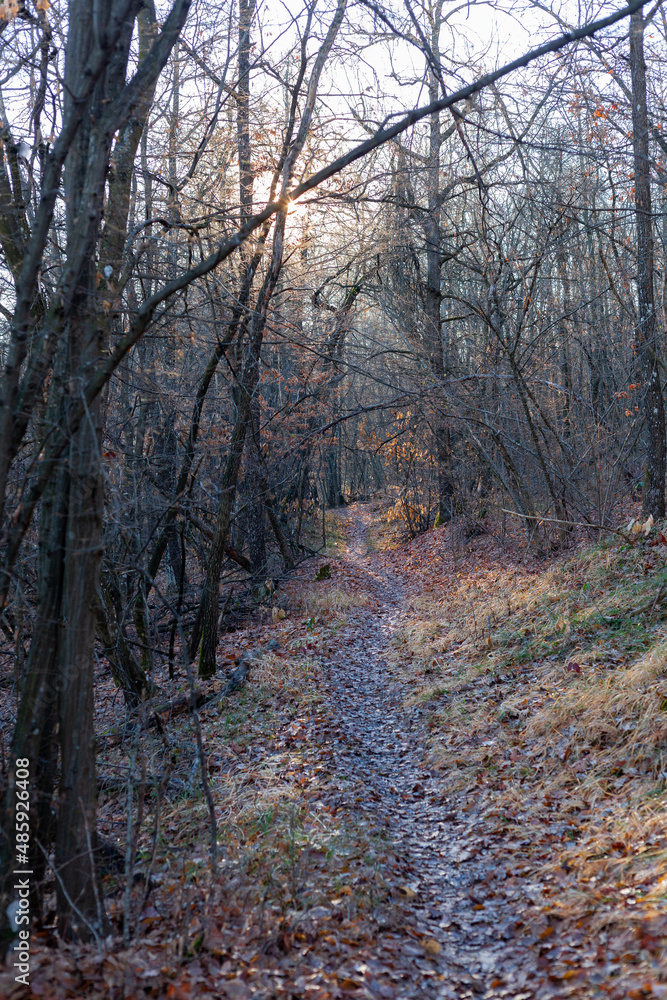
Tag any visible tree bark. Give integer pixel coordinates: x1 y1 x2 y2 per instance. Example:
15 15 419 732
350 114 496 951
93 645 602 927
630 9 665 517
191 387 253 675
246 397 267 581
0 0 191 946
422 1 454 523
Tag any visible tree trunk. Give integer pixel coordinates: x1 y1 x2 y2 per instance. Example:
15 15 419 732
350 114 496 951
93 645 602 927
423 1 454 523
630 9 666 518
0 468 67 935
246 397 267 582
97 566 150 707
191 391 252 676
54 320 107 936
0 0 190 945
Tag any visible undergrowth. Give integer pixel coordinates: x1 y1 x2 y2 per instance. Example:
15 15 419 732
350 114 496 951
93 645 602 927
385 517 667 939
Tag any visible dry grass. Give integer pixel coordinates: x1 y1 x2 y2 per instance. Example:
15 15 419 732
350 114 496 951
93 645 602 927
378 518 667 958
364 492 411 551
394 532 667 791
197 647 391 923
527 642 667 774
299 509 350 556
96 635 391 952
288 586 371 614
251 650 323 703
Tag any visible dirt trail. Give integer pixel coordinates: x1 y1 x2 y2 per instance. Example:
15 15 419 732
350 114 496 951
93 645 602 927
3 503 661 1000
323 505 538 1000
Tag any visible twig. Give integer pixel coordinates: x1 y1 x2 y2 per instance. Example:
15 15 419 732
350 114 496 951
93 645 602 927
502 509 636 542
82 805 107 943
650 585 666 616
217 585 234 629
137 569 218 876
183 649 218 875
36 838 103 951
123 715 142 945
632 584 667 617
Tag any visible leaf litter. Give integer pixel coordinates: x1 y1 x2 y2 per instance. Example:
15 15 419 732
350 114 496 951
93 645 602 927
2 500 666 998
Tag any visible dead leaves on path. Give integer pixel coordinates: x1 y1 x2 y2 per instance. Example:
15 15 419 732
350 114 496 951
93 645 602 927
350 499 667 998
3 500 667 999
1 615 441 1000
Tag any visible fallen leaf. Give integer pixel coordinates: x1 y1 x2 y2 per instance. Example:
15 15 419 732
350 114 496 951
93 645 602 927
397 886 417 900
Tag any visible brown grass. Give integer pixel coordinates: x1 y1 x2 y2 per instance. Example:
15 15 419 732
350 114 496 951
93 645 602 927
288 587 371 614
376 515 667 961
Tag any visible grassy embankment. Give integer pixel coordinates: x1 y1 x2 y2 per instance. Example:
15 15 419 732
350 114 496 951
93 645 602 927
375 508 667 941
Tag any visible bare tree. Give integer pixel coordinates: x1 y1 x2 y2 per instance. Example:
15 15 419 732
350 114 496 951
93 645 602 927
630 7 665 517
0 0 652 948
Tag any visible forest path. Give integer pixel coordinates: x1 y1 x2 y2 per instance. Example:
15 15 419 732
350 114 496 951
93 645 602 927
320 503 537 1000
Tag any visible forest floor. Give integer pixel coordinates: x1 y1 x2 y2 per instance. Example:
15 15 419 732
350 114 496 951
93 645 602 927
2 499 667 999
